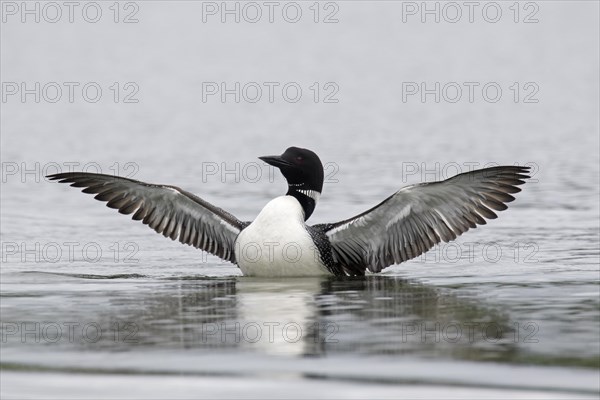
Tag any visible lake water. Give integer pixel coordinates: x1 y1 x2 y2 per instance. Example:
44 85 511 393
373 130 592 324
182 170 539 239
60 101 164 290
1 1 599 398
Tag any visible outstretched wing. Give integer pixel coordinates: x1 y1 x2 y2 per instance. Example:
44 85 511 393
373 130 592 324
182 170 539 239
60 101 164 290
48 172 246 263
314 166 530 274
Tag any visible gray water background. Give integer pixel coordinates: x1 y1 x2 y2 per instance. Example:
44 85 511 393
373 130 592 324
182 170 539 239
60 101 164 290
1 1 599 398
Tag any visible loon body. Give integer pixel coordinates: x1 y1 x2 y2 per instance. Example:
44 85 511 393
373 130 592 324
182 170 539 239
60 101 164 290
235 196 330 277
48 147 530 276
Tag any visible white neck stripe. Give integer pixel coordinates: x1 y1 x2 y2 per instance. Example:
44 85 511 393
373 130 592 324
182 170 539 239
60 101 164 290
296 189 321 203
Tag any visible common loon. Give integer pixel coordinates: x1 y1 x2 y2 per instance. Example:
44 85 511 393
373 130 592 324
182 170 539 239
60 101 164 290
48 147 530 276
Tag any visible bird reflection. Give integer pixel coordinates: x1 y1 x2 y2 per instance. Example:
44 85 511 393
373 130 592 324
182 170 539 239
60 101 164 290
83 275 521 363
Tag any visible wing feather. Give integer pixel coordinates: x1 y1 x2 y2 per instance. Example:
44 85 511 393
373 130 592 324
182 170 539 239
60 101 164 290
315 166 530 274
47 172 244 263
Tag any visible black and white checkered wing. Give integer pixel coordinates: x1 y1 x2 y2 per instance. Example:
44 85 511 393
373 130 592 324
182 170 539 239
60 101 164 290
315 166 530 274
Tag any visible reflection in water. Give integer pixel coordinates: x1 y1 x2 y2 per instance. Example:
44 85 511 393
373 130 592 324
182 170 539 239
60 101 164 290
2 273 523 363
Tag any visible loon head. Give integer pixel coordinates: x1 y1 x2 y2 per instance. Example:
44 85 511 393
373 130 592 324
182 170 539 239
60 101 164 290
259 147 324 220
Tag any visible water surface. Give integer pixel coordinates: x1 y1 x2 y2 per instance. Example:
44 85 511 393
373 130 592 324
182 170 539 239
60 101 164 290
1 1 599 398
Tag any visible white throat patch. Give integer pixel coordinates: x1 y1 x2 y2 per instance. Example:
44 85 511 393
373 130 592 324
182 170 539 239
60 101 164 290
296 189 321 203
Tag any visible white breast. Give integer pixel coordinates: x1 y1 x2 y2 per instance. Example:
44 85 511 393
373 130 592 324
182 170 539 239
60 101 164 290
234 196 330 277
